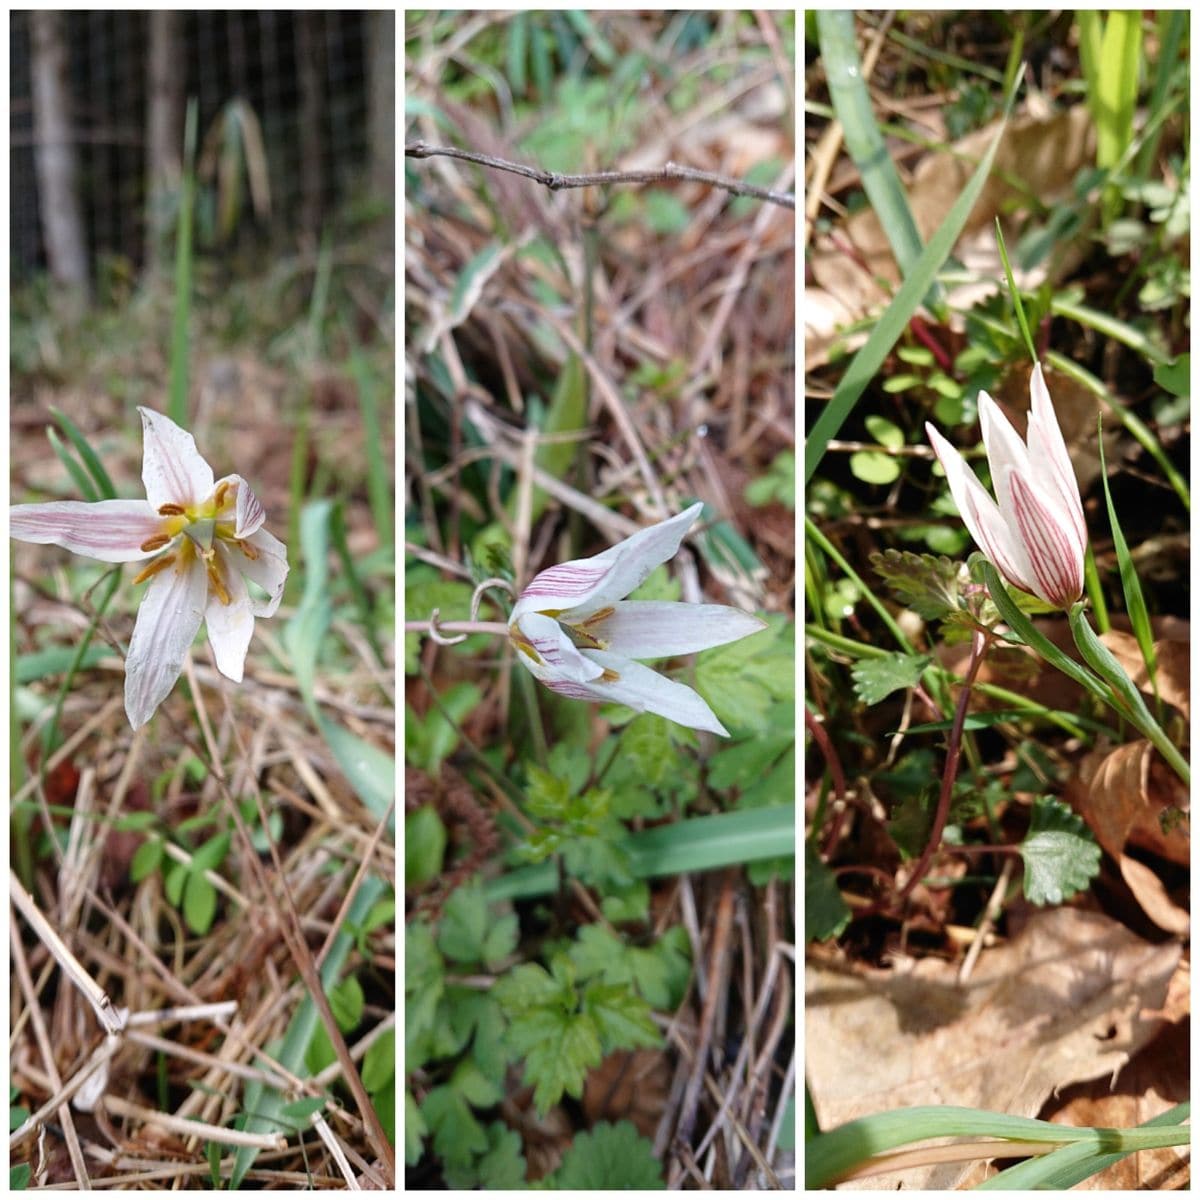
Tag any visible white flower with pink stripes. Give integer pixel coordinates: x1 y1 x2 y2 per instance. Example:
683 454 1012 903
11 408 288 729
926 363 1086 610
508 503 766 735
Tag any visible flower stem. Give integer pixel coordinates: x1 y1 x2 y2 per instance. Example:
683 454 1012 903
403 620 509 635
896 626 990 908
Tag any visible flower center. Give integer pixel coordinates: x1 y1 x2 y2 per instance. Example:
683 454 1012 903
131 482 246 603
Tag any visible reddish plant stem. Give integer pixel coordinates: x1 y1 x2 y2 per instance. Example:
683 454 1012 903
895 626 991 909
805 707 849 857
909 314 955 373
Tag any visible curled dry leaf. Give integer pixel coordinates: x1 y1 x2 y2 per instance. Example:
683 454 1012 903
1117 853 1189 936
1066 740 1189 866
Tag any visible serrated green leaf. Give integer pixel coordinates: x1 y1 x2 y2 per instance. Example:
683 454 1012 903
887 792 935 860
405 1091 427 1166
438 878 490 964
804 841 850 943
509 1007 601 1115
1019 796 1102 905
851 652 933 705
421 1084 489 1169
552 1120 664 1189
708 732 792 791
695 615 792 735
870 548 963 619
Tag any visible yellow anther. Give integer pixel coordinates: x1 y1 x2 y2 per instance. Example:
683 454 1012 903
599 668 620 683
205 555 232 606
237 538 259 561
157 502 187 516
213 480 233 509
132 554 178 585
139 533 172 553
510 632 543 666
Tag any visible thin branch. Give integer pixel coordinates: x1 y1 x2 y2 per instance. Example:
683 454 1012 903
405 141 795 210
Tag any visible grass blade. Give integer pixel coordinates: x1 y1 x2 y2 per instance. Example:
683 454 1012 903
805 68 1021 485
816 11 926 282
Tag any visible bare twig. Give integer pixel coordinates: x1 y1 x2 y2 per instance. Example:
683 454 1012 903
406 141 796 210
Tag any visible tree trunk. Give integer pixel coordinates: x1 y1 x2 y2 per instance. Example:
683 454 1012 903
30 10 89 305
144 10 185 276
366 11 394 199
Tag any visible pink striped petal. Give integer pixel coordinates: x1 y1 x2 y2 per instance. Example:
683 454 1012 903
1001 468 1084 608
1026 364 1087 555
139 408 214 510
510 503 704 623
215 474 267 538
511 612 604 685
926 422 1038 596
10 500 163 563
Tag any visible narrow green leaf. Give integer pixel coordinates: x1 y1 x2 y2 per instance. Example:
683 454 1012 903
805 68 1021 484
45 428 98 502
816 11 926 283
1095 11 1142 169
1096 414 1158 701
50 408 117 499
1067 603 1189 784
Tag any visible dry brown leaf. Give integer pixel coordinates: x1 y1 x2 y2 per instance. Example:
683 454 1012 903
806 908 1180 1189
1068 741 1190 866
1036 954 1189 1190
1116 854 1189 936
1099 628 1191 721
806 106 1095 361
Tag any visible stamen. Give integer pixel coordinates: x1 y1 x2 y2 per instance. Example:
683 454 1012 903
139 533 172 553
510 633 543 666
132 554 177 585
157 503 187 516
237 538 259 561
213 480 232 509
205 555 232 606
599 668 620 683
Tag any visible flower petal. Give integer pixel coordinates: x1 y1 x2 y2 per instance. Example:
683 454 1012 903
926 421 1038 596
546 648 729 736
10 500 163 563
124 555 208 728
511 612 605 685
139 408 214 510
511 503 704 622
215 473 267 538
1026 364 1087 556
205 546 255 682
233 527 289 617
573 601 766 658
997 466 1084 608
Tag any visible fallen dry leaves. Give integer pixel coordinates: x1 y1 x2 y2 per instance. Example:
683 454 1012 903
806 907 1181 1189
